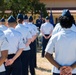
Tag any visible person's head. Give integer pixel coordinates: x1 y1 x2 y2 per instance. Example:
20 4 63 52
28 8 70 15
23 15 28 22
59 16 72 28
0 18 5 25
61 9 75 24
17 13 23 23
61 9 71 17
29 16 33 22
7 15 16 28
45 16 49 22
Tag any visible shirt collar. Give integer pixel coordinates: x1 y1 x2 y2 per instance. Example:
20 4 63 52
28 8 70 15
46 22 49 23
61 28 71 31
28 22 32 24
23 22 28 25
0 24 5 26
61 28 72 33
18 23 23 26
8 27 15 30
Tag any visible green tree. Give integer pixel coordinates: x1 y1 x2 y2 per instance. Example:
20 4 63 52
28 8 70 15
0 0 6 17
0 0 47 18
27 0 48 17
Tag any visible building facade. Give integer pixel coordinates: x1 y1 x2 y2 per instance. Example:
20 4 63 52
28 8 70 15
40 0 76 24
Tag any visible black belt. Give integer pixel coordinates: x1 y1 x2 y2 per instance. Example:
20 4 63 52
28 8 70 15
44 34 49 36
8 54 15 56
8 54 15 59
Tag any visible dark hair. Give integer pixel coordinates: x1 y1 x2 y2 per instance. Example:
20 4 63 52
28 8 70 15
45 16 50 20
29 16 33 22
17 19 23 23
29 19 33 22
59 16 72 28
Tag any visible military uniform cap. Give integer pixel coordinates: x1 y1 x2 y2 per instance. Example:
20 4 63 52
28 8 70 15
62 9 71 17
29 16 33 20
17 13 23 20
8 15 16 23
0 18 5 22
45 16 49 20
23 15 28 20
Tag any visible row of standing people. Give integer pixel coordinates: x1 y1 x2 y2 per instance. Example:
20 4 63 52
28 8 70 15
1 9 76 75
0 14 39 75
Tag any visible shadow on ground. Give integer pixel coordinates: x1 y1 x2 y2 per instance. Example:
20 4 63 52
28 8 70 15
36 66 51 73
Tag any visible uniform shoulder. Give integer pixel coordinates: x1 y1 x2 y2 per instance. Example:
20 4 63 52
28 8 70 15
55 23 61 28
71 30 76 36
0 30 4 35
4 28 10 34
41 23 46 26
14 30 22 36
22 25 29 31
0 30 5 39
49 23 53 26
32 24 38 28
51 31 62 39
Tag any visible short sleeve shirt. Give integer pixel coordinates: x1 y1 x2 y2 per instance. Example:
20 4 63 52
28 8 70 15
52 23 61 35
40 22 53 34
0 25 8 31
15 24 32 50
45 28 76 73
4 28 25 54
52 23 76 35
0 30 9 72
26 23 38 36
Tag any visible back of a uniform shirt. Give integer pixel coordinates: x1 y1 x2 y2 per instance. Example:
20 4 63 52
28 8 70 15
0 30 9 72
40 22 53 34
0 25 8 31
15 24 32 50
4 28 25 54
45 29 76 73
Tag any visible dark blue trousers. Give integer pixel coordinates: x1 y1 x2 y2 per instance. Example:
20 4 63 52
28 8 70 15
20 50 30 75
5 54 22 75
29 42 36 75
42 35 50 57
30 40 37 68
0 71 5 75
33 40 37 68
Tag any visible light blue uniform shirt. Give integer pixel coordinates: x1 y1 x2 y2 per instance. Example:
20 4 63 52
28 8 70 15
0 30 9 72
15 24 32 51
45 28 76 73
52 23 76 35
0 25 8 31
52 23 61 35
4 28 25 54
29 23 39 34
40 22 53 34
25 22 39 36
23 22 28 26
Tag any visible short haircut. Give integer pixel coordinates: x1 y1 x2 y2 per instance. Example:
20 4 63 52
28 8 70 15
59 16 72 28
29 16 33 22
29 19 33 22
17 19 23 23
